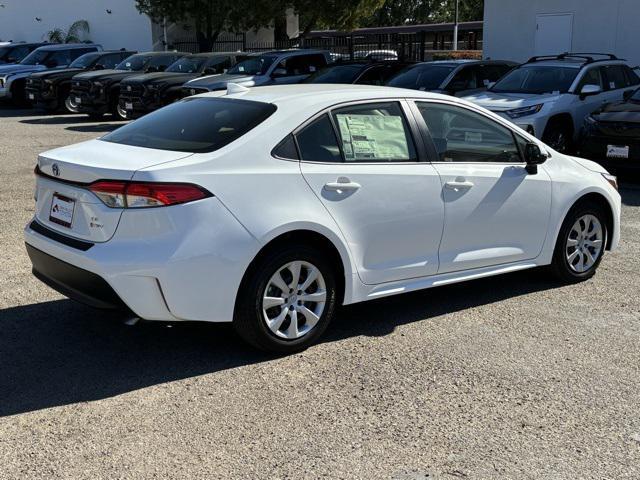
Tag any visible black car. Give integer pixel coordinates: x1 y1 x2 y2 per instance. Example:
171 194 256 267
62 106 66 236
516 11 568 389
386 59 516 96
0 42 50 65
70 51 186 120
26 50 135 113
303 60 413 85
578 87 640 173
118 52 248 119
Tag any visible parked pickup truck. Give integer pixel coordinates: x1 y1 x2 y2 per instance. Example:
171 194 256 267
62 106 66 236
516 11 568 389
0 43 102 104
25 50 135 113
69 51 185 119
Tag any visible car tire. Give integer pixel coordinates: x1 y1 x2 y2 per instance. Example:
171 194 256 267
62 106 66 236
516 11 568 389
112 97 127 121
63 94 80 114
234 245 338 354
550 201 607 283
543 119 573 153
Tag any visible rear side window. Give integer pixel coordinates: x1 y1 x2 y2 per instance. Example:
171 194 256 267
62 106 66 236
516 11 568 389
479 65 512 86
295 114 342 163
577 67 604 91
447 66 477 91
101 98 276 153
331 102 417 162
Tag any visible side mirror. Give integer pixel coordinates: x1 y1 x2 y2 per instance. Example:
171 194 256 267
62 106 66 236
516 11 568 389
524 142 547 174
271 68 287 78
580 84 602 99
623 89 635 101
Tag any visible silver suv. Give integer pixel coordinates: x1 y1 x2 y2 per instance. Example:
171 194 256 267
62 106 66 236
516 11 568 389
462 53 640 152
182 49 331 96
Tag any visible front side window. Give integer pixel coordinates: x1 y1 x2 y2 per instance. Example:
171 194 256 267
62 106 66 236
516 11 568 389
167 56 208 73
416 102 522 163
603 65 628 90
69 52 102 69
303 65 364 84
576 67 604 91
491 65 579 94
387 64 456 91
331 102 417 162
446 66 477 91
101 97 276 153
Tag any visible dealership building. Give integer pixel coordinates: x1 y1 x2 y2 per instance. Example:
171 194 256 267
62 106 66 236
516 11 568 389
483 0 640 65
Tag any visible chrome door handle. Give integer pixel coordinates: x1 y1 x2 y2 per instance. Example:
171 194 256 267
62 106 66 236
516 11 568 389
324 177 361 193
444 180 474 191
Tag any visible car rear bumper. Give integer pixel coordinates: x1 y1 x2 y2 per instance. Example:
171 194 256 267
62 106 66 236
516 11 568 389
24 197 261 323
26 242 129 310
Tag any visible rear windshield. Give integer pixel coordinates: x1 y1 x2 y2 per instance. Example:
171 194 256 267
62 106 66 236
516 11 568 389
101 97 277 153
387 64 455 90
491 65 579 94
304 65 365 84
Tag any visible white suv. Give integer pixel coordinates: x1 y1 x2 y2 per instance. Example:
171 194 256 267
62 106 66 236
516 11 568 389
462 53 640 152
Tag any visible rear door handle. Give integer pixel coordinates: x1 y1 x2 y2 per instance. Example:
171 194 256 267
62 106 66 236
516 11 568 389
324 177 361 193
444 179 474 191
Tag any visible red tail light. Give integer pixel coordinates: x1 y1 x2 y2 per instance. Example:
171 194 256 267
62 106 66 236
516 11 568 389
88 181 212 208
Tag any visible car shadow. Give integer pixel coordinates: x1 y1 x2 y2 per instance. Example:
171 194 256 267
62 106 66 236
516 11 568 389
20 115 95 125
65 123 123 133
0 107 41 118
0 268 562 418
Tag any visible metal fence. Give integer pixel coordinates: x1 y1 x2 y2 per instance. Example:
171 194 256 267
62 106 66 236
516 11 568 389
172 32 482 61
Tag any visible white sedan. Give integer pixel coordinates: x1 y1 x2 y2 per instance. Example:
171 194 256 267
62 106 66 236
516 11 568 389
25 84 621 353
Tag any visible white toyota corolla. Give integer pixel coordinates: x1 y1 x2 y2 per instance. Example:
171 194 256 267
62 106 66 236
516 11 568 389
25 84 621 353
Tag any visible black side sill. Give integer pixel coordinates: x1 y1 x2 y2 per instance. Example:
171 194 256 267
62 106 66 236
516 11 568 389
29 220 94 251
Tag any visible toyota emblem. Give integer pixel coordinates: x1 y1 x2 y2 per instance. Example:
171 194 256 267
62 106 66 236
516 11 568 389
52 163 60 177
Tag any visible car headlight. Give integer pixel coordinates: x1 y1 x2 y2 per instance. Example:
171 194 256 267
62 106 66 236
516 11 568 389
505 104 544 119
601 173 618 190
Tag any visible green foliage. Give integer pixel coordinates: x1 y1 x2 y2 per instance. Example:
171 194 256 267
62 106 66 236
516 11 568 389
46 20 91 43
365 0 483 27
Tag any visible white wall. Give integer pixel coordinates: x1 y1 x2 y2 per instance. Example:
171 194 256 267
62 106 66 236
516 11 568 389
0 0 152 51
484 0 640 66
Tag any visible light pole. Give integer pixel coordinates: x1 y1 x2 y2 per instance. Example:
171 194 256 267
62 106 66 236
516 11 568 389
452 0 459 51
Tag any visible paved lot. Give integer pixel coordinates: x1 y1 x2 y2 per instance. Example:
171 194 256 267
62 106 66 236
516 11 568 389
1 108 639 479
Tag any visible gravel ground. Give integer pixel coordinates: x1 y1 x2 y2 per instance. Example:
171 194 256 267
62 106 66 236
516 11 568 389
1 108 639 480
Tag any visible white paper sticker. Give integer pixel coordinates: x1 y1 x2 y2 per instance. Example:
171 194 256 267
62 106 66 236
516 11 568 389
609 82 616 89
465 131 483 143
336 114 410 161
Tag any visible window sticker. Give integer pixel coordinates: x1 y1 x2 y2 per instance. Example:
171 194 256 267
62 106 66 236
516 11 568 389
465 131 483 143
335 114 410 160
609 81 616 89
309 66 316 72
483 78 490 86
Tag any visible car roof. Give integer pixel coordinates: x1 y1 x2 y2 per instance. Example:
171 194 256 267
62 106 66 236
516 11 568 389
187 51 246 58
4 42 49 47
35 43 102 51
198 83 469 110
245 49 328 57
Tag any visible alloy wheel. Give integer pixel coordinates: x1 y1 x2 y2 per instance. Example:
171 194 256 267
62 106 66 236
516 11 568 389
64 95 80 114
116 104 128 120
565 214 603 273
262 260 326 340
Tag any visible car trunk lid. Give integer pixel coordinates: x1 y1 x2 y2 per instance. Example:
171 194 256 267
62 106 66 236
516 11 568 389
34 139 193 242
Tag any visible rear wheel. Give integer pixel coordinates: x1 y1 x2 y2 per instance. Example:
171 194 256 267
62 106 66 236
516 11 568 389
234 246 338 353
63 94 80 114
550 202 607 282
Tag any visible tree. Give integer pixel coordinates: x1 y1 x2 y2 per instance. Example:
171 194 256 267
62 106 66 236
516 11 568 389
294 0 386 37
46 20 90 43
364 0 484 27
136 0 288 51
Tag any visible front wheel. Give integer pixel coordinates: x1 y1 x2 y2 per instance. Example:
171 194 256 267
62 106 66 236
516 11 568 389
63 95 80 114
234 246 338 353
112 101 128 121
550 203 607 282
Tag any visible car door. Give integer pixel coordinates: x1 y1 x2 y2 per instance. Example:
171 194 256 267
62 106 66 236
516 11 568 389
413 100 552 274
573 66 608 129
296 100 445 285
